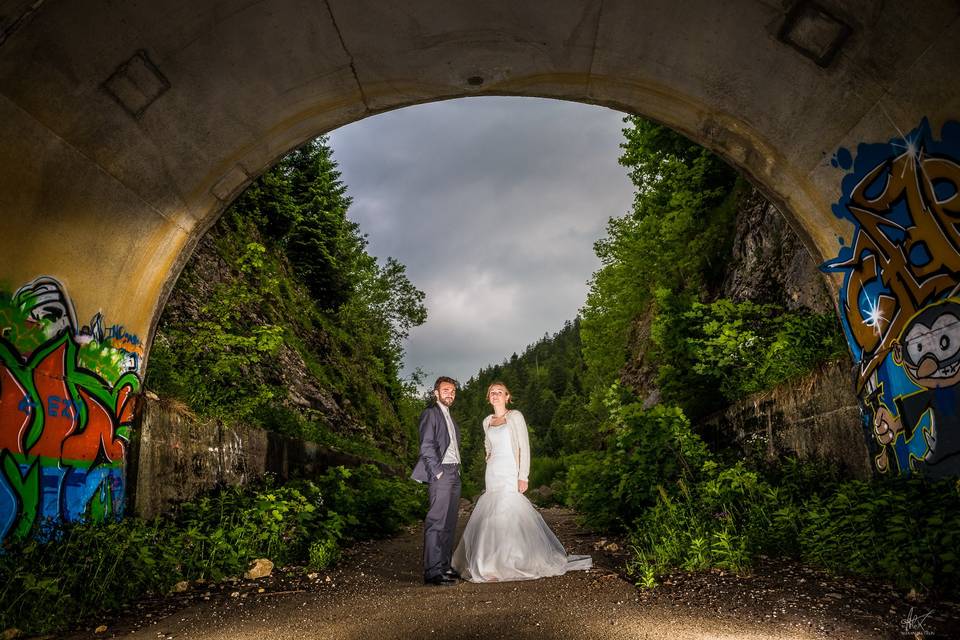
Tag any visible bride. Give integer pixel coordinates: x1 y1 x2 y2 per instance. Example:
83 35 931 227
451 382 592 582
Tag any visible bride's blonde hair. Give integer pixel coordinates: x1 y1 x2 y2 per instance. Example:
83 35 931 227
486 381 512 404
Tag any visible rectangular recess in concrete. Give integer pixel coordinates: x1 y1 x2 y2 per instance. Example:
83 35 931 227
103 49 170 118
777 1 852 68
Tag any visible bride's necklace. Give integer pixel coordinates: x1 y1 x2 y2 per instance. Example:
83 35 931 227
493 409 508 419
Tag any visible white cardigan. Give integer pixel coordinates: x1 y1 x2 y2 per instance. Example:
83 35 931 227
482 409 531 482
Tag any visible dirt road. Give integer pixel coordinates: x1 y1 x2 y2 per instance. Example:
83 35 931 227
64 506 955 640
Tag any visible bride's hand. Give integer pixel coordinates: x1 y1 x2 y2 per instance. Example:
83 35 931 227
518 480 528 493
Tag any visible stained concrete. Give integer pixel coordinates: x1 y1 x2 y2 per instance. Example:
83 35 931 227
129 395 397 519
3 1 960 488
701 358 872 479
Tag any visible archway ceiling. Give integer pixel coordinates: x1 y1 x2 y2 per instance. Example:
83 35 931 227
0 0 959 333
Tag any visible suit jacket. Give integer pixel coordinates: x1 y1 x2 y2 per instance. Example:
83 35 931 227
410 403 461 483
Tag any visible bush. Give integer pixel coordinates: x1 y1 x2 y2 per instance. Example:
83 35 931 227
308 537 341 570
526 457 568 507
564 451 622 530
623 458 960 597
557 385 960 598
651 295 846 415
314 464 427 541
0 466 426 635
564 388 711 531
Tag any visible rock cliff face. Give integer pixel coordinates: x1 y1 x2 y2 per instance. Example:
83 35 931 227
702 359 871 479
619 186 867 474
152 217 413 464
158 230 365 437
621 186 836 406
620 308 659 409
720 188 834 314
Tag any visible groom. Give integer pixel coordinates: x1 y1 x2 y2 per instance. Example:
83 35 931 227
411 376 462 586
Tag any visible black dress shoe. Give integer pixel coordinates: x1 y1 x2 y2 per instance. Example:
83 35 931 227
442 569 460 580
424 574 457 586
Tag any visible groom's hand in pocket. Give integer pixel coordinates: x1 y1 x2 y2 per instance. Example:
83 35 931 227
518 480 528 493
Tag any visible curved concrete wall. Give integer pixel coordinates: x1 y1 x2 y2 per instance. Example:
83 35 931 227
1 0 959 539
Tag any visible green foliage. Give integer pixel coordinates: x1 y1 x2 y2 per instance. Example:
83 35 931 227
308 537 341 570
452 320 596 492
283 142 358 311
548 381 960 597
578 117 844 418
650 293 846 415
146 237 287 424
0 466 425 635
564 387 711 531
564 450 624 531
527 456 568 506
529 456 567 491
580 118 739 386
147 136 427 463
339 256 427 378
622 457 960 597
314 464 427 541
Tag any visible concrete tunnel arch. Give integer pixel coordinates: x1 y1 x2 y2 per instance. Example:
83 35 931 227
1 0 960 539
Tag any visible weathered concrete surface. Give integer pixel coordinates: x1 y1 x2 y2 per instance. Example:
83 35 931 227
2 0 959 344
701 358 872 479
130 395 397 519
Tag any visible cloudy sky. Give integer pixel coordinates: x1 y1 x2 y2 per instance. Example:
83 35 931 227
328 97 634 387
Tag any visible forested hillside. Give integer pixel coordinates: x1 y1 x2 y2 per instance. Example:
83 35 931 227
146 138 426 465
455 117 846 483
454 118 960 597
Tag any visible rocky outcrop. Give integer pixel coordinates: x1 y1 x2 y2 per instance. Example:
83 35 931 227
720 188 833 314
617 187 868 475
157 226 369 442
620 185 837 407
620 308 661 409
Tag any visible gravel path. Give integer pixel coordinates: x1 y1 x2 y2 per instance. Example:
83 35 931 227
63 504 957 640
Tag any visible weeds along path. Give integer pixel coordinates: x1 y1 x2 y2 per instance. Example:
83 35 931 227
66 506 917 640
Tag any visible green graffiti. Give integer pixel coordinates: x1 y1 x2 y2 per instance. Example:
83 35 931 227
1 276 143 541
92 479 114 525
77 341 128 386
0 291 51 356
1 451 40 540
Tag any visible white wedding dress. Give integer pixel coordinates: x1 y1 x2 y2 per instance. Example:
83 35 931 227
451 416 592 582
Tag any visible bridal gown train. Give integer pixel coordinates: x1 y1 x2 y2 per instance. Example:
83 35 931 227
451 417 592 582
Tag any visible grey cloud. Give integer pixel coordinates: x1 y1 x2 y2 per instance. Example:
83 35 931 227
329 97 633 385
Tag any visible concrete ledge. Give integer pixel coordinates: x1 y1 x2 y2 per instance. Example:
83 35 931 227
128 395 399 519
700 358 872 479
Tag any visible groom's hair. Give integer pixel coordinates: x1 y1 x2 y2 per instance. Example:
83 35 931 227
433 376 458 391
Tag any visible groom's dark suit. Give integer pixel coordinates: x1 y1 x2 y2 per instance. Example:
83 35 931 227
411 403 461 581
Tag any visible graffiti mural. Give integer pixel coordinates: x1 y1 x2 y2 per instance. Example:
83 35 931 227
0 276 140 541
823 118 960 477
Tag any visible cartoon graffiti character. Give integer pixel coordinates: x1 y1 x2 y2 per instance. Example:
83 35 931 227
14 275 79 339
873 299 960 477
12 276 140 375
